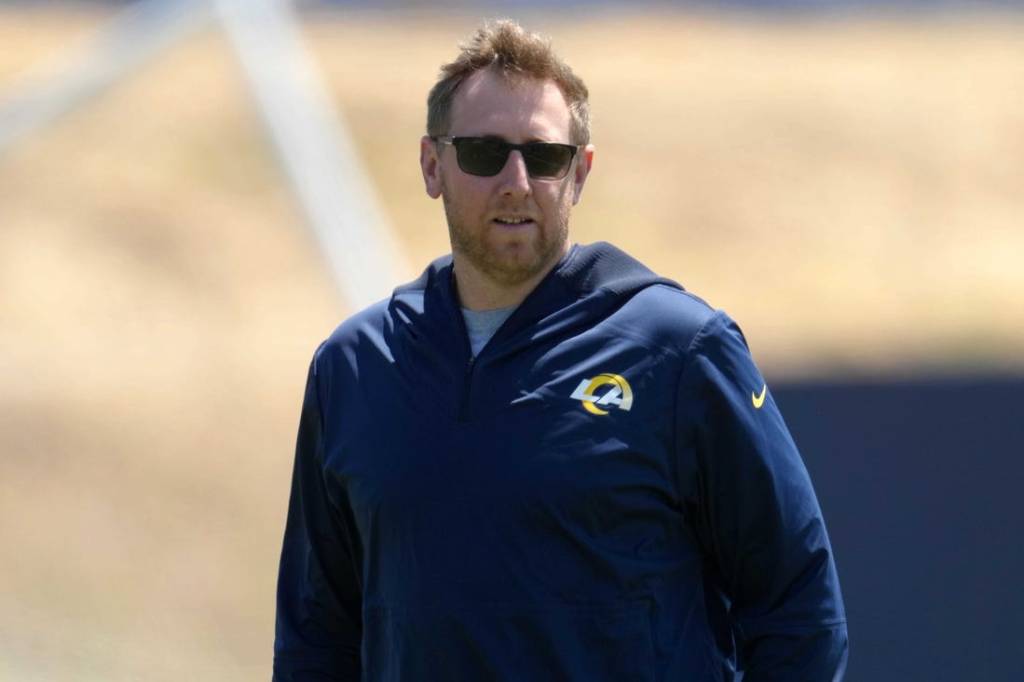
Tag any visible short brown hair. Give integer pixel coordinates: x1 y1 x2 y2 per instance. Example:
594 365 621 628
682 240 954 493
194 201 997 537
426 20 591 145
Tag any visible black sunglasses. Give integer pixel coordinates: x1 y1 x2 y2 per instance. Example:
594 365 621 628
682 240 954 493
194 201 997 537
433 136 581 180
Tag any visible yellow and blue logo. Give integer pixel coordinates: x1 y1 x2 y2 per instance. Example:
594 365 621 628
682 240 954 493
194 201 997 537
570 373 634 415
752 383 767 409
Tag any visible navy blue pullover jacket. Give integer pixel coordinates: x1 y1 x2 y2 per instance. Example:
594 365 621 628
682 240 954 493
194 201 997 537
274 242 848 681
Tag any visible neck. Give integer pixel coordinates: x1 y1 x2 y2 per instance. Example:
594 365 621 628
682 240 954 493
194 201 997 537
454 242 571 311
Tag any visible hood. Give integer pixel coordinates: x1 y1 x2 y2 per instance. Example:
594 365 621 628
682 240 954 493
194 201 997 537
393 241 681 349
382 242 683 412
385 240 683 420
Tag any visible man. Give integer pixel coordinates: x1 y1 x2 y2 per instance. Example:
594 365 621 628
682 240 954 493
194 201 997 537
274 20 847 681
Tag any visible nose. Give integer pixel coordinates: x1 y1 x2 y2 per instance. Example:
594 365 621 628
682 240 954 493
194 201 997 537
497 150 531 198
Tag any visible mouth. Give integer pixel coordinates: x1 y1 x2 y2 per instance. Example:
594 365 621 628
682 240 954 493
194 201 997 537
492 215 536 229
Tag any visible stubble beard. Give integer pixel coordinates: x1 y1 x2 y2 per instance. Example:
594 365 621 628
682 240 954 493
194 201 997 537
442 181 571 288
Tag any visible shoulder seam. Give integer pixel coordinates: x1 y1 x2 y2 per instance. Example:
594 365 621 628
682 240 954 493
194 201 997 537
669 309 729 505
653 281 715 312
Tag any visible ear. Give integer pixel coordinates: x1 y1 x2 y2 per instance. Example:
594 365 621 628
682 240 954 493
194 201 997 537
420 136 443 199
571 144 595 205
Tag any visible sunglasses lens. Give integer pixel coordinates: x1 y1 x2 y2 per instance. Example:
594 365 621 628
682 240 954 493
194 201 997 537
522 143 575 179
451 138 577 179
454 138 510 176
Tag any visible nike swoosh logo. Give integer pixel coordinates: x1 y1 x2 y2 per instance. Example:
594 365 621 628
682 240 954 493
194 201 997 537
752 384 767 409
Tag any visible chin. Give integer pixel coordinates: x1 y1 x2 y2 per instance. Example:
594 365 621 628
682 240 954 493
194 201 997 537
449 210 568 287
482 256 545 287
489 243 563 286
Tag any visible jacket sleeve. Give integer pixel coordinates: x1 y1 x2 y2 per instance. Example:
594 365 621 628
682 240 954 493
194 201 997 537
273 352 363 681
675 312 848 681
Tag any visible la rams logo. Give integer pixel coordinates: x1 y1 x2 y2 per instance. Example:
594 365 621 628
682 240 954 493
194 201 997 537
569 373 634 415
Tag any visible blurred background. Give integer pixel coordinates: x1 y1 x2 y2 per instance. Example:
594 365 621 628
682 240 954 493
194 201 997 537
1 1 1022 680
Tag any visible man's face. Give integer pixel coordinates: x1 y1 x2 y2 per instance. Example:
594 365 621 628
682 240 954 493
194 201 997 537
421 69 594 290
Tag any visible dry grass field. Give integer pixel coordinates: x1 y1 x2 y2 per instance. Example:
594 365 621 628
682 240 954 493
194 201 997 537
1 5 1022 680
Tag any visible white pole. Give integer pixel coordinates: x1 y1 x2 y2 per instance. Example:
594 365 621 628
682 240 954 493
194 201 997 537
214 0 409 309
0 0 407 308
